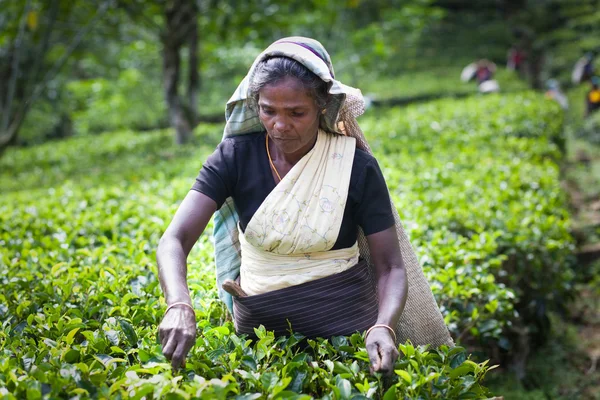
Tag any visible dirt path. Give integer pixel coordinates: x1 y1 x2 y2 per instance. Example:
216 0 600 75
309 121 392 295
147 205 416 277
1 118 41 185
561 146 600 397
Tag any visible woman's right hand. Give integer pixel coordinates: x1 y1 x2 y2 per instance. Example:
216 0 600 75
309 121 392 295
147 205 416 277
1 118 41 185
158 305 197 369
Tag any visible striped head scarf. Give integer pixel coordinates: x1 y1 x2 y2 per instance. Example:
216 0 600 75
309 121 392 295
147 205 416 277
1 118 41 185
223 37 368 149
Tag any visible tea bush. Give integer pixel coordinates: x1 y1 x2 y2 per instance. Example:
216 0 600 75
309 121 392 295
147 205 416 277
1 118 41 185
0 92 572 398
363 93 574 348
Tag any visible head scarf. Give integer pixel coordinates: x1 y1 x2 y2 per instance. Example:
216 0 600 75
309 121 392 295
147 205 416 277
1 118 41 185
222 37 369 151
212 37 453 347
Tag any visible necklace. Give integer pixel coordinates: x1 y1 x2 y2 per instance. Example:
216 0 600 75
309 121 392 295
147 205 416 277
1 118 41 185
265 134 282 182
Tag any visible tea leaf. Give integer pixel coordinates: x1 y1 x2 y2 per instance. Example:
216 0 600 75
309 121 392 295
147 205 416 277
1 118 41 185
396 369 412 384
119 319 138 348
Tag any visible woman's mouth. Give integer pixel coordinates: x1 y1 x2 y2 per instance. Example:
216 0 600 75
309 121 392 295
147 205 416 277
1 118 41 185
271 136 294 141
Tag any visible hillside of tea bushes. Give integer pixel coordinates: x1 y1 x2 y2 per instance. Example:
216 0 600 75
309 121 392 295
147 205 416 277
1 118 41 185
0 92 574 398
364 94 574 348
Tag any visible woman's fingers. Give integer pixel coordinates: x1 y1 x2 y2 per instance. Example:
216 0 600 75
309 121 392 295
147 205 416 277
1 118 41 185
171 341 187 370
170 331 196 369
366 341 381 371
161 326 196 369
378 345 398 374
159 326 170 348
162 335 177 361
162 333 190 366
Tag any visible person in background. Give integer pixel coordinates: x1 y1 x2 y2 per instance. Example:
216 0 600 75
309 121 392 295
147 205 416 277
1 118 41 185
582 53 596 82
473 59 499 93
585 76 600 117
475 59 496 84
507 46 526 72
544 79 569 110
573 52 596 85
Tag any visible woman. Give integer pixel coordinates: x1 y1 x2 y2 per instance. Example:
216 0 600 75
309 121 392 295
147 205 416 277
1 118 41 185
157 37 451 374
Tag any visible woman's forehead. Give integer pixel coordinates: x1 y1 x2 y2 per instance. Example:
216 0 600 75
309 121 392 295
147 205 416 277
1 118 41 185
261 76 309 92
258 78 315 107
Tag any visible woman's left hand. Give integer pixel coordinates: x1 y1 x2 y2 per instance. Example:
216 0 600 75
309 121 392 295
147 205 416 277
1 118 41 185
366 327 399 375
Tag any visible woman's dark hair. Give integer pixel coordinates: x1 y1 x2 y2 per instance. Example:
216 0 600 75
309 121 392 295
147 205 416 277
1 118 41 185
248 57 329 110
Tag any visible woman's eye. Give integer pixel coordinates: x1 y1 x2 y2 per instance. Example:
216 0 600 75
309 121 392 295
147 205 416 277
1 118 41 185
261 108 275 116
292 112 305 117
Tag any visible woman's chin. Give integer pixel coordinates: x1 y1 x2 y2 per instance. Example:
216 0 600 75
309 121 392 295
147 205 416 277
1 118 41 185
272 139 300 153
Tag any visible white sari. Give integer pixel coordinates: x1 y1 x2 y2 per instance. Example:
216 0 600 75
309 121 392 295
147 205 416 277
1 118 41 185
240 130 359 295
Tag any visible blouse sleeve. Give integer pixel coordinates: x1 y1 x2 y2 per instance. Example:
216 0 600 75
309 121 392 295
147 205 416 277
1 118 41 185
354 157 396 236
191 139 235 209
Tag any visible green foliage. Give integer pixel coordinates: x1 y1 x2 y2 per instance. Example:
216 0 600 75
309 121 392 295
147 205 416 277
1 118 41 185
0 124 222 193
399 10 513 71
3 0 447 145
542 0 600 81
487 312 600 399
0 131 494 397
496 0 600 85
66 69 167 135
362 92 574 346
16 102 73 145
0 91 573 397
579 111 600 146
0 0 116 148
0 308 494 399
318 0 446 79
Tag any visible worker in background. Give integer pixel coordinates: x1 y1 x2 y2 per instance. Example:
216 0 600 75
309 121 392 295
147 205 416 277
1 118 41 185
544 79 569 110
585 76 600 117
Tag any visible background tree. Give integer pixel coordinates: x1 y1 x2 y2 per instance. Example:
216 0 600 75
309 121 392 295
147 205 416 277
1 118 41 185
1 0 445 150
0 0 110 153
161 0 198 144
432 0 600 88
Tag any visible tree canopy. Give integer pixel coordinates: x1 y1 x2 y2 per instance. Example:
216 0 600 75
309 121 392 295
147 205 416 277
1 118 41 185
1 0 598 149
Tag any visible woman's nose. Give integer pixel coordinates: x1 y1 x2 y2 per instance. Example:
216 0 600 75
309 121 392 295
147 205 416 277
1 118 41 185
273 116 290 132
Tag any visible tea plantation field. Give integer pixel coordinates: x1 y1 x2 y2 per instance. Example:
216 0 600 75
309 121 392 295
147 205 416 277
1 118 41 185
0 92 574 398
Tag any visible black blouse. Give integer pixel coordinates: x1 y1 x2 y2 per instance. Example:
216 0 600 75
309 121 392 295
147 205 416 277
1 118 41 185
192 132 395 250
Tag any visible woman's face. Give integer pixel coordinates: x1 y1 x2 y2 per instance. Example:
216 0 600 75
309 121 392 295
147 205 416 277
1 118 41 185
258 76 321 158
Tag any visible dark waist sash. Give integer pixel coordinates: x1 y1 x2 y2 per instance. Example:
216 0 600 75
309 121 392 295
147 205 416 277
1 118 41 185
233 260 378 338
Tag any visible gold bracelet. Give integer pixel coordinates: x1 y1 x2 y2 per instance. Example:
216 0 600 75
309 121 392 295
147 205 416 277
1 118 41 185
165 302 195 315
365 324 397 343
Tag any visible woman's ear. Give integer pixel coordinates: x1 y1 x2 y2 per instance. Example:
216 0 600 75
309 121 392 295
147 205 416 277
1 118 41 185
246 97 257 113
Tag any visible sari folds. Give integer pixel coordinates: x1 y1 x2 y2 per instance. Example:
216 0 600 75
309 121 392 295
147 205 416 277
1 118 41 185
240 130 358 296
233 131 371 337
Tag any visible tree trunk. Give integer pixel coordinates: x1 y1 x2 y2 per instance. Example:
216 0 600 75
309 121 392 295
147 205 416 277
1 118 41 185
162 0 196 145
1 0 30 150
162 39 192 145
0 1 105 155
0 112 26 155
527 49 544 90
188 15 199 127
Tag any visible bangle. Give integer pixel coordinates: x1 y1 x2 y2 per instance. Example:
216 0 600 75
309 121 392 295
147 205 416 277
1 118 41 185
165 302 195 315
365 324 397 343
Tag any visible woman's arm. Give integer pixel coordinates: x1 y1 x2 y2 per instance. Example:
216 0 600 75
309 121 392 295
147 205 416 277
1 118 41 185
364 225 408 374
157 190 217 369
